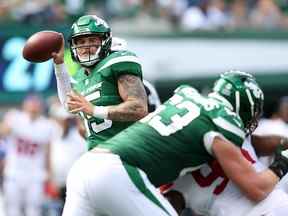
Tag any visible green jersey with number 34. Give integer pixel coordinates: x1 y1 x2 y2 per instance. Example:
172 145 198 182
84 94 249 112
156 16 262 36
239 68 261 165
72 50 142 150
101 85 246 186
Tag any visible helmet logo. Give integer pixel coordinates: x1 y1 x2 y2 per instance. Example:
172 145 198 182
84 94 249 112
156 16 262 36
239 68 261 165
92 16 109 28
222 83 232 96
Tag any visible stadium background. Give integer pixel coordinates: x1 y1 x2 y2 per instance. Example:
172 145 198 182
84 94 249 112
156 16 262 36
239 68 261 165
0 0 288 215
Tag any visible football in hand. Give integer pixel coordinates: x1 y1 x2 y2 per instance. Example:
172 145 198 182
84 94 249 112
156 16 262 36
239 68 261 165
22 31 63 62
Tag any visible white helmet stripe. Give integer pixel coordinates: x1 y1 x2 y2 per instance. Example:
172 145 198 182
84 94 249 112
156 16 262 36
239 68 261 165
235 91 240 115
245 89 254 118
208 92 234 110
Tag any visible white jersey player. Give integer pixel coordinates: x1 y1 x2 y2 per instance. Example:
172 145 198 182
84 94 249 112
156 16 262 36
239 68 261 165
253 97 288 167
0 95 54 216
170 136 288 216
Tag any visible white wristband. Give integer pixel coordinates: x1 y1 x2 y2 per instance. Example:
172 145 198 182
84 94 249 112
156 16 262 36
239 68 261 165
53 63 72 108
93 106 109 119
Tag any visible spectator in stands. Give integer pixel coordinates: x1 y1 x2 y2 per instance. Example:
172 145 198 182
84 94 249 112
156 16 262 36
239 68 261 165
103 0 141 19
6 0 65 24
0 2 10 20
180 0 228 31
156 0 188 28
63 0 85 21
227 0 249 28
249 0 285 29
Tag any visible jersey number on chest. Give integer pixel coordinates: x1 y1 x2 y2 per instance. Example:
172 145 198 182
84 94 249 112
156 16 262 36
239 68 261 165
80 90 112 136
141 94 201 136
16 137 39 156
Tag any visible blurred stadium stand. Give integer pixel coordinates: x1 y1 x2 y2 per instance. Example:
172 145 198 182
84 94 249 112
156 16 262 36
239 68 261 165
1 0 288 30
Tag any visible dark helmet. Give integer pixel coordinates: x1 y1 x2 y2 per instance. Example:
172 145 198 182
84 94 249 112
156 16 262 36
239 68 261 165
213 70 264 134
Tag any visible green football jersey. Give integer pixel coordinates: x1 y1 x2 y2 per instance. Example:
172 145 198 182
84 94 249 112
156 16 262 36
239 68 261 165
72 50 142 150
101 85 246 187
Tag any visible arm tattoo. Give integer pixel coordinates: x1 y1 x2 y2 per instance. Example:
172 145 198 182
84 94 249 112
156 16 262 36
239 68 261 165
108 75 148 121
118 75 147 99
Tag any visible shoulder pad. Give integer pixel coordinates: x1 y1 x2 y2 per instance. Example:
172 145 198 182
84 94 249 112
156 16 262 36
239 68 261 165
96 50 142 78
110 50 137 58
174 85 199 95
96 50 141 72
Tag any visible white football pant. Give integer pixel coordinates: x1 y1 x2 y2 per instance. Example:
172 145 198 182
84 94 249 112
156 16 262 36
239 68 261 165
62 152 177 216
3 177 44 216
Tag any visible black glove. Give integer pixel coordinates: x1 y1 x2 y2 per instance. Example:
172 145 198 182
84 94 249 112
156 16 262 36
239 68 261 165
163 190 185 215
269 145 288 179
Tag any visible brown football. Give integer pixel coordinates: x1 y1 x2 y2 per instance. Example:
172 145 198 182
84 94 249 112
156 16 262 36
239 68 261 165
22 31 63 62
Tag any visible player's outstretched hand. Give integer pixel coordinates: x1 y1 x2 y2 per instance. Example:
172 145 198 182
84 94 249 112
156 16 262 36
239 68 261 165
269 145 288 179
67 91 94 115
51 35 65 64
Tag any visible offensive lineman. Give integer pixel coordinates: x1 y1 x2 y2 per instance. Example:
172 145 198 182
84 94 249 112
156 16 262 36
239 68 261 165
62 71 288 216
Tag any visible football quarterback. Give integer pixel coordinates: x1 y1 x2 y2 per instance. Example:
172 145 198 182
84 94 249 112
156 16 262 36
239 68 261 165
52 15 148 150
